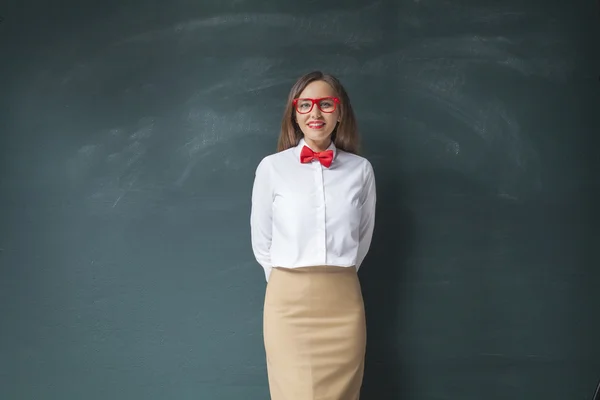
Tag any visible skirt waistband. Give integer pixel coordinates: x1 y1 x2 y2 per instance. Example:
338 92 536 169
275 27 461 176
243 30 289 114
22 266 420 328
273 265 356 274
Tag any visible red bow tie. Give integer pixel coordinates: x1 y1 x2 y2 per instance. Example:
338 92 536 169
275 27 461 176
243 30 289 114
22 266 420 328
300 145 334 168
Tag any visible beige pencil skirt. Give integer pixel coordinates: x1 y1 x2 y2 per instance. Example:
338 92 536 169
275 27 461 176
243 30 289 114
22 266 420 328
263 265 366 400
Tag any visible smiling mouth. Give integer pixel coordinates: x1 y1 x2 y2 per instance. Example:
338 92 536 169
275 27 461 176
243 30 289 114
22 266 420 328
308 122 325 129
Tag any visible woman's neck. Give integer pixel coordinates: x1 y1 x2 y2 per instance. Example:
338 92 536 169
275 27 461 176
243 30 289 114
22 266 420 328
304 137 332 152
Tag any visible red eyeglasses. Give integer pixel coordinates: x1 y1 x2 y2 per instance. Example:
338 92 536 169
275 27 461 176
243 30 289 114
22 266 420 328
293 97 340 114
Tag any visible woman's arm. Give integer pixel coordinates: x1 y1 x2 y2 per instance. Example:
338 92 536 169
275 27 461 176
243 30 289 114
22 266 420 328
250 157 274 281
356 160 377 270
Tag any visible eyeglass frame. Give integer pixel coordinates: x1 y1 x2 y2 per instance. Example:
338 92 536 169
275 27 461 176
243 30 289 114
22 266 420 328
292 96 340 114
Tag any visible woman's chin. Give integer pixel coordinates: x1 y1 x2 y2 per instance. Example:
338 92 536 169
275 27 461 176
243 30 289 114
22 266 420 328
302 131 333 143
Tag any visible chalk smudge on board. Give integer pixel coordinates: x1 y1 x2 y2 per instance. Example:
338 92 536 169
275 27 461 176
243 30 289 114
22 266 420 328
364 34 569 80
117 4 383 47
67 144 100 181
174 107 264 186
361 33 547 199
65 117 155 210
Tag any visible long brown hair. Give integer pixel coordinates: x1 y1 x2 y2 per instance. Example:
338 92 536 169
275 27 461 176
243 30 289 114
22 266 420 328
276 71 360 154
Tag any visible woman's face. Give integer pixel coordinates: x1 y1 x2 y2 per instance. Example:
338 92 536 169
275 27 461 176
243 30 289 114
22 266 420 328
294 80 341 150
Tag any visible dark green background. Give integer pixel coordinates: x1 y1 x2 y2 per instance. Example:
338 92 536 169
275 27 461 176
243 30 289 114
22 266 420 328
1 0 599 399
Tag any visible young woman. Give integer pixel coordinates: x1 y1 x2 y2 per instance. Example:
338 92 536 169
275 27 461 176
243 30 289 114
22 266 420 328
250 70 377 399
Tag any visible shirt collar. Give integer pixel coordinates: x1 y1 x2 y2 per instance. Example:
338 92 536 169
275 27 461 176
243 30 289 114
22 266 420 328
294 137 337 160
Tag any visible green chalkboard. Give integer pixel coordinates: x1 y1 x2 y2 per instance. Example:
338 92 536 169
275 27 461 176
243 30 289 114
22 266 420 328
0 0 599 399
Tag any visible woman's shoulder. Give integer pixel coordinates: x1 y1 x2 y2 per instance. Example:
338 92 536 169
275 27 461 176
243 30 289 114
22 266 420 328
255 148 295 171
336 149 374 170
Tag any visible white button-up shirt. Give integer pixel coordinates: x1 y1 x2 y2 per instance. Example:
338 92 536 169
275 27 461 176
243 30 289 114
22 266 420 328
250 138 377 281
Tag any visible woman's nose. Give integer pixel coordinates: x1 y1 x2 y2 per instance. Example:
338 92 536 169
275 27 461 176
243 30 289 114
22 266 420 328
310 104 322 117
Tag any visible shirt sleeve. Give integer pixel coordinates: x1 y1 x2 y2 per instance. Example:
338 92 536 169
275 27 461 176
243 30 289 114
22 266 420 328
250 157 274 281
356 160 376 271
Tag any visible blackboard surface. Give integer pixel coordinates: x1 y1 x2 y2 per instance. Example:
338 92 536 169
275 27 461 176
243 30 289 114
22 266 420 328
1 0 599 399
